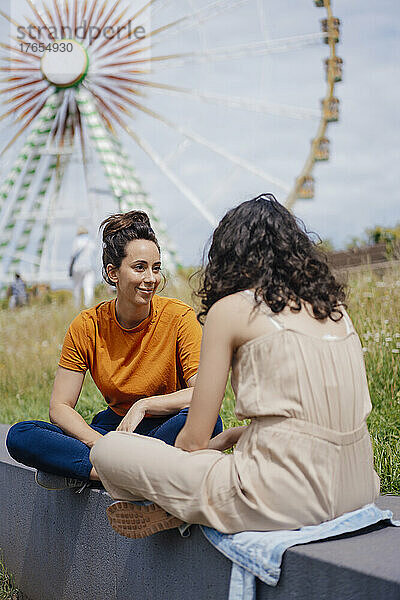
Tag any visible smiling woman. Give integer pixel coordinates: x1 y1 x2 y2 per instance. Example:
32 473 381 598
5 210 223 491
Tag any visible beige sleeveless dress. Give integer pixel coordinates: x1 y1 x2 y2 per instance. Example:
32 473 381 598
91 291 380 534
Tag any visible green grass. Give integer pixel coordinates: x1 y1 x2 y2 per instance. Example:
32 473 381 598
0 553 22 600
1 268 399 599
0 270 399 493
347 269 400 494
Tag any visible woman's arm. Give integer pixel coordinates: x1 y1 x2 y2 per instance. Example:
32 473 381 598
207 425 249 451
49 366 103 448
174 297 237 452
141 374 197 415
116 375 197 432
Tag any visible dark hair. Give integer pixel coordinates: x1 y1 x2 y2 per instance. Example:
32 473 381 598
100 210 160 287
196 194 346 323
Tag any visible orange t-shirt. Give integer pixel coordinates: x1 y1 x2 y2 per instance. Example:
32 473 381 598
58 295 202 417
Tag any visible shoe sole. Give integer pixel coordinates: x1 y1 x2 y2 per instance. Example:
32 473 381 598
106 501 184 539
35 471 68 491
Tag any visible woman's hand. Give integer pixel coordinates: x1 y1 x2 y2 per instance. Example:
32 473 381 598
116 401 147 433
175 425 249 452
207 429 234 451
208 426 248 451
207 428 236 451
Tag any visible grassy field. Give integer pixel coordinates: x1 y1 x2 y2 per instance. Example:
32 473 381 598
0 553 21 600
0 268 399 494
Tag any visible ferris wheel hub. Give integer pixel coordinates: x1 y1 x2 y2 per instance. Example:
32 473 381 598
40 40 89 88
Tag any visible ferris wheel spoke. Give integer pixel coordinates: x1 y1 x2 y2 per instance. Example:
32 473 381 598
51 91 69 148
75 98 88 162
118 98 291 192
0 87 48 122
0 66 40 73
163 139 191 166
42 1 61 33
95 0 158 54
81 82 216 227
153 33 326 71
95 76 320 121
87 84 133 125
0 97 60 246
87 80 146 111
89 1 129 50
0 42 41 62
38 154 71 276
95 32 325 71
79 0 89 25
207 165 240 208
151 0 249 43
76 87 179 269
0 9 45 47
0 79 44 95
52 0 65 34
126 127 218 227
83 83 131 132
0 57 39 69
1 93 54 156
88 0 123 46
82 0 100 40
65 0 71 28
3 84 49 107
73 0 78 34
52 0 68 29
25 0 56 42
0 75 36 84
96 0 246 60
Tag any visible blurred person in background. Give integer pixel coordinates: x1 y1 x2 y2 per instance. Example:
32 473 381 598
8 273 28 309
69 226 96 308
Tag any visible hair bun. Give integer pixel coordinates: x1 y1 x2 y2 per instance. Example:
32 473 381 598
101 210 151 239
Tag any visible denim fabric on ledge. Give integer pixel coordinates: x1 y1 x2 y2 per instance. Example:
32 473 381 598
196 504 400 600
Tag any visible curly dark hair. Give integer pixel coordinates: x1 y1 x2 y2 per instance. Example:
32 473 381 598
196 194 346 324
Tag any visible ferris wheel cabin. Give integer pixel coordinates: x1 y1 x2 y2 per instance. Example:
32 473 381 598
325 57 343 82
322 97 340 122
313 137 330 161
297 175 315 200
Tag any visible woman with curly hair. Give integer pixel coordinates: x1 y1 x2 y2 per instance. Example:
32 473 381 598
91 194 379 537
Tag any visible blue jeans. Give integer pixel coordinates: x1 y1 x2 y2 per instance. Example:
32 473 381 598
6 407 223 481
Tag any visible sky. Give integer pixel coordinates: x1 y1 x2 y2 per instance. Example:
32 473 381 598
0 0 399 278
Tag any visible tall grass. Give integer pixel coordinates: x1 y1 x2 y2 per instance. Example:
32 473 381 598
0 268 399 493
346 268 400 494
0 552 22 600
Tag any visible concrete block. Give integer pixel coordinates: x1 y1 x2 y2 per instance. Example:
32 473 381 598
1 424 399 600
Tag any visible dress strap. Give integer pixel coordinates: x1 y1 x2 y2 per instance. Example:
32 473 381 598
340 309 355 335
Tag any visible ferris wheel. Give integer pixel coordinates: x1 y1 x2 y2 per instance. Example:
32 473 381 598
0 0 342 286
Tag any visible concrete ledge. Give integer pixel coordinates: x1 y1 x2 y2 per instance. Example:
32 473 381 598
1 424 399 600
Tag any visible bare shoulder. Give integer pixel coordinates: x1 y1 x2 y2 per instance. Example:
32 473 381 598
205 292 255 336
206 290 280 349
207 291 250 317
